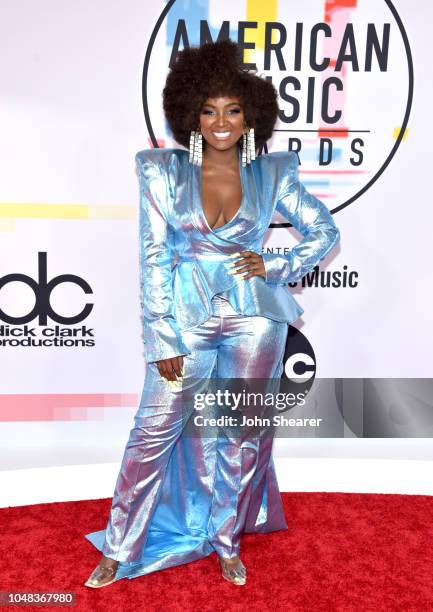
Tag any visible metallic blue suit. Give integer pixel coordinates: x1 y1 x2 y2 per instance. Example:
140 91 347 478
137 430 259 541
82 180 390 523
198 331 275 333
84 145 340 582
131 145 339 363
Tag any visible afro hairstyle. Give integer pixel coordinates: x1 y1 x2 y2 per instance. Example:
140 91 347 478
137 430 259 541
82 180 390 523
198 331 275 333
162 39 279 151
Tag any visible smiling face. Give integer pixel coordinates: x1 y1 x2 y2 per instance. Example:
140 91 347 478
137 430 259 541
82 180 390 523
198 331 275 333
198 95 246 154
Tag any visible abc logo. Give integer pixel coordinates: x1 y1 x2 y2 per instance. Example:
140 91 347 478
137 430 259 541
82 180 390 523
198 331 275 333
283 326 316 383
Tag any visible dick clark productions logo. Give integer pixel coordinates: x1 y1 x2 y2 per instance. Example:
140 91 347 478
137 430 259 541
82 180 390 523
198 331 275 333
0 252 95 347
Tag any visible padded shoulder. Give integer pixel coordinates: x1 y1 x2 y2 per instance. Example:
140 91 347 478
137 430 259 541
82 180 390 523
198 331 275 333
256 150 300 198
134 148 189 198
135 148 189 209
135 147 188 168
258 149 299 171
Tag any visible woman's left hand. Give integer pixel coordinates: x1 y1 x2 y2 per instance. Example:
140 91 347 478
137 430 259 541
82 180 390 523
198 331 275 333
229 250 266 280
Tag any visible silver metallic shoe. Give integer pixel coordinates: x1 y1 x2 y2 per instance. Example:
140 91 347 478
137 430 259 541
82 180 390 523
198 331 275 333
218 556 247 586
84 560 119 588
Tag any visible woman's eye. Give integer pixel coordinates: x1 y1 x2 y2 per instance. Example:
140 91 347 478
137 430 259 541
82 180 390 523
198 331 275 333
201 108 241 115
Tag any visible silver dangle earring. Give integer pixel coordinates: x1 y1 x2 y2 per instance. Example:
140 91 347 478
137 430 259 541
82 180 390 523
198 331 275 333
246 130 251 165
242 127 255 166
194 129 203 166
249 127 256 161
189 128 203 165
242 131 247 167
189 130 196 163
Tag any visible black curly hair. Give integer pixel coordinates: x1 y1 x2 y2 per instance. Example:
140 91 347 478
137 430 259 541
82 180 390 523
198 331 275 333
162 39 279 151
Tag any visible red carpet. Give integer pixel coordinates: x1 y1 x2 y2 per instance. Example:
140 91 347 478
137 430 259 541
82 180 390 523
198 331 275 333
2 492 433 611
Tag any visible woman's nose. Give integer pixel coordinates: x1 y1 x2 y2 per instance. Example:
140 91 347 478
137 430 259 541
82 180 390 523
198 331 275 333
215 113 228 127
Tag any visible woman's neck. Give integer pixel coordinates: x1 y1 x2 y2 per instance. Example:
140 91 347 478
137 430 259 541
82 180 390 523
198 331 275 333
202 144 239 170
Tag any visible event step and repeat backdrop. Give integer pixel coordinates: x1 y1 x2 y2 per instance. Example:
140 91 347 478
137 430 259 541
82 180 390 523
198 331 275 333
1 0 432 503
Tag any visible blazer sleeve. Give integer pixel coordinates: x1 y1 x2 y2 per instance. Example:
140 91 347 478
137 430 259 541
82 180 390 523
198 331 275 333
135 150 191 363
261 152 340 285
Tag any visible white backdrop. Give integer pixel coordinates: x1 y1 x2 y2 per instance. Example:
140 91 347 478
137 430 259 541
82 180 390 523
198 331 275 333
1 0 432 506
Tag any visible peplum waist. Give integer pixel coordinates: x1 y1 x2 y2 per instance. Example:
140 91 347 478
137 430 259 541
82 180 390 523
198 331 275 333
172 253 304 331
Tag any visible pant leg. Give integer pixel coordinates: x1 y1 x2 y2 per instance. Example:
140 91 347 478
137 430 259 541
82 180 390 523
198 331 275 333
102 314 222 563
207 297 288 559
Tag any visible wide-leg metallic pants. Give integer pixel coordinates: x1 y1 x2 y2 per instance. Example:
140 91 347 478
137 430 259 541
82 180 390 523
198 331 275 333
99 292 288 566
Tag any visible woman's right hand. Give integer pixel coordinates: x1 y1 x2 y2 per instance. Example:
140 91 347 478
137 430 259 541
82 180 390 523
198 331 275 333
155 355 184 382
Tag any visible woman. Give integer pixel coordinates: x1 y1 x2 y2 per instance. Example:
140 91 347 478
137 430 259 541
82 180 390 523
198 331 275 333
84 39 340 588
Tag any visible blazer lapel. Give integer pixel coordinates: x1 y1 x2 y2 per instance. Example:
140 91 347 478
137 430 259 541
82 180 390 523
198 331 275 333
189 146 261 249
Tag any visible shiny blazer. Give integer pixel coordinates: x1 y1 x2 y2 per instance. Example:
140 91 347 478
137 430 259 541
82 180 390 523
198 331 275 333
135 146 340 363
